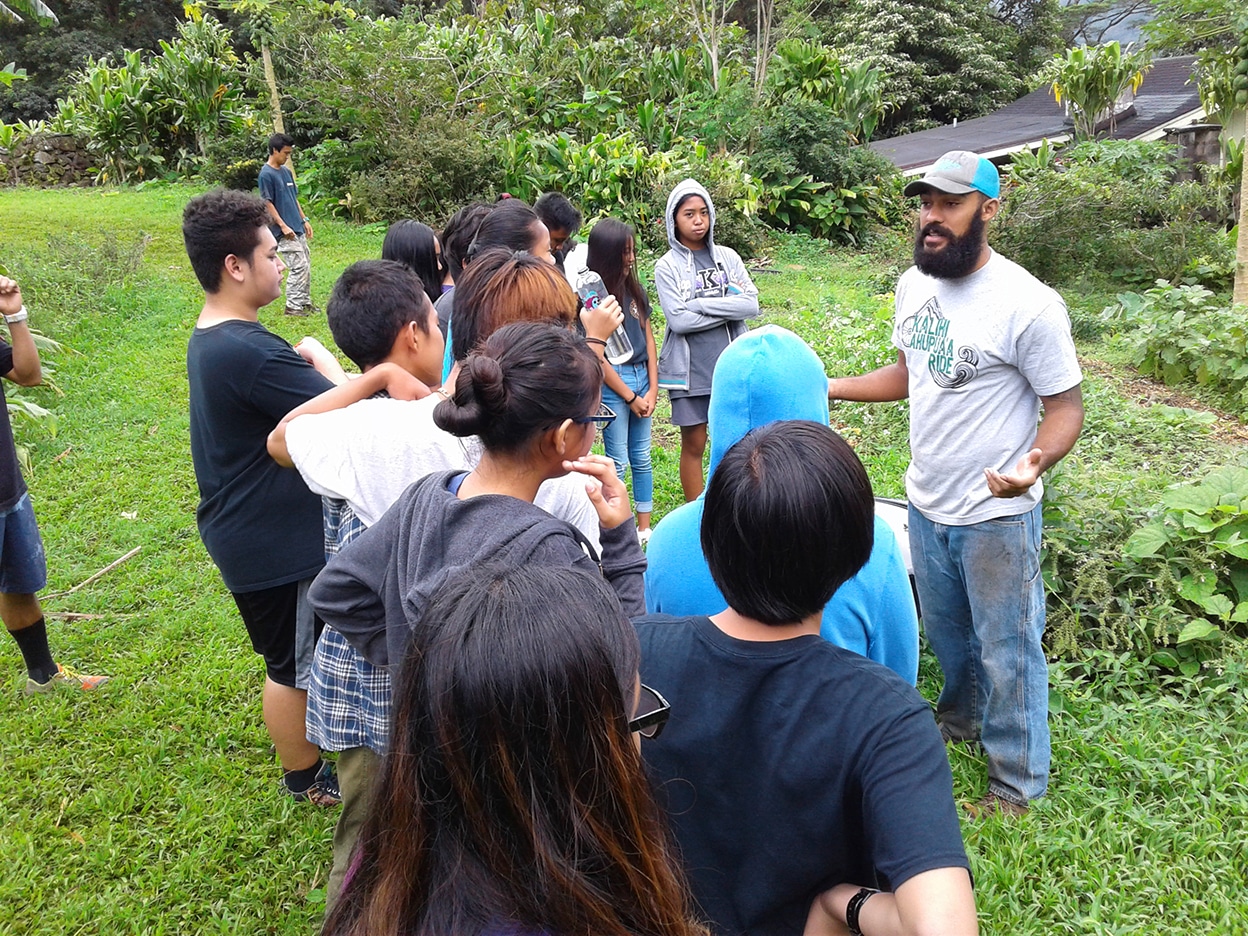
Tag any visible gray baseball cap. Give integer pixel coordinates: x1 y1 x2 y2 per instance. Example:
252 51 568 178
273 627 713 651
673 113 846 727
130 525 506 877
903 151 1000 199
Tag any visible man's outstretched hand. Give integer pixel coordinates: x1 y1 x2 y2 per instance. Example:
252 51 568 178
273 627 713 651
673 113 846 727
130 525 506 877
984 448 1043 498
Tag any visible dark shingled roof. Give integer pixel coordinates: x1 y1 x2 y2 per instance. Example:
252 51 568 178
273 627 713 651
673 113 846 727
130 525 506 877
869 55 1203 172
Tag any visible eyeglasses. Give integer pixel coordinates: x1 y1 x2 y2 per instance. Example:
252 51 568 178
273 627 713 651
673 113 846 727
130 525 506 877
573 402 616 428
628 684 671 739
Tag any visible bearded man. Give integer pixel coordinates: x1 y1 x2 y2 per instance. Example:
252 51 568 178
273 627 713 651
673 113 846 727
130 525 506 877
828 151 1084 817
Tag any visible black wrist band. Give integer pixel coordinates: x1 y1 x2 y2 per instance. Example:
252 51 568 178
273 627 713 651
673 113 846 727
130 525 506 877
846 887 879 936
627 392 638 404
585 337 607 347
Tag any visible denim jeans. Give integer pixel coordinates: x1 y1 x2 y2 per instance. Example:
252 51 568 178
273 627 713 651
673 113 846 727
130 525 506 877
600 361 653 514
908 502 1049 805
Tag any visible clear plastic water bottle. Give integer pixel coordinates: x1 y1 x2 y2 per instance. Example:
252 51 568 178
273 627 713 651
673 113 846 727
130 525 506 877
575 270 633 365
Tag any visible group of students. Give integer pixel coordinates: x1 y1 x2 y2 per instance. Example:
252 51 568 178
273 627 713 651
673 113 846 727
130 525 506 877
181 178 975 936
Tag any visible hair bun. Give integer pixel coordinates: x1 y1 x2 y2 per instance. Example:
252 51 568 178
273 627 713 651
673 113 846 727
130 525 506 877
433 353 507 438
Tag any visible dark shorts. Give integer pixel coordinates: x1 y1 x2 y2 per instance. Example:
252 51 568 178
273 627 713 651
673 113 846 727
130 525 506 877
232 578 323 689
0 493 48 595
669 393 710 428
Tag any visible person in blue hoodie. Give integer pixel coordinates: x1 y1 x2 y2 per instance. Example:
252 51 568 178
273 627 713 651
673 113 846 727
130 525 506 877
645 325 920 684
654 179 760 502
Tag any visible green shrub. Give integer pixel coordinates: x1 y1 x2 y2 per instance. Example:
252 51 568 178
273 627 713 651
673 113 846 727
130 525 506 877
994 140 1234 286
1104 282 1248 410
765 39 890 143
296 138 385 218
748 97 898 244
1044 457 1248 673
340 117 496 223
497 129 764 255
52 18 251 184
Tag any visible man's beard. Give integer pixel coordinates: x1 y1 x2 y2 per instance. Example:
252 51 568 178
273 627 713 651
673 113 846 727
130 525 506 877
913 212 986 279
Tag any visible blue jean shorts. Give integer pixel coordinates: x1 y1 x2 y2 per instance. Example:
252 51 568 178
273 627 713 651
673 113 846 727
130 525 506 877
0 493 48 595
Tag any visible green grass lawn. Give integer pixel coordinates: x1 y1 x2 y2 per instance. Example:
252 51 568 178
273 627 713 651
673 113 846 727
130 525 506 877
0 185 1245 934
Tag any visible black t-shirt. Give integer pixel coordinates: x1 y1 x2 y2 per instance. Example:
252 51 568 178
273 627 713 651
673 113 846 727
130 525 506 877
0 341 27 511
634 615 969 936
187 319 332 593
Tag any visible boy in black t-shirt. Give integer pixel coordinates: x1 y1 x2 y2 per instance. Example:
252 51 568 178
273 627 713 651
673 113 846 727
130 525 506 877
0 275 108 695
635 420 976 936
183 189 345 804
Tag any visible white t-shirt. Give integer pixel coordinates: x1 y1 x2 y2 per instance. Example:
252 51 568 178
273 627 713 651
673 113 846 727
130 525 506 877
892 251 1082 525
284 396 602 551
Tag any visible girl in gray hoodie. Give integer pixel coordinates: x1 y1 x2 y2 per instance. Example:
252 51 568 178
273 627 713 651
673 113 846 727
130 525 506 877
654 179 760 501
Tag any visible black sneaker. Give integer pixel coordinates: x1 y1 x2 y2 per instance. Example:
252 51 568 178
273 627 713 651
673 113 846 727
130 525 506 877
288 760 341 807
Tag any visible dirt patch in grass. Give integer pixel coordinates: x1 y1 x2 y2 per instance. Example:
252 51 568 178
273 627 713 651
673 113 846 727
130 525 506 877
1081 356 1248 446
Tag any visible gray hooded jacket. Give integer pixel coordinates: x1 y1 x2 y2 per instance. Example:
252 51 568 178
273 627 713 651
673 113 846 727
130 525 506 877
654 179 760 393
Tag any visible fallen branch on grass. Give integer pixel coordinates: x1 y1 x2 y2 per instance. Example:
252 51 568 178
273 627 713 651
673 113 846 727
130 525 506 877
44 612 137 621
42 545 142 601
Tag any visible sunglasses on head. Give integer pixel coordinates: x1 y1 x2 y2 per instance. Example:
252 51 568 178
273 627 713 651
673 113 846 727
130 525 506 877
628 684 671 739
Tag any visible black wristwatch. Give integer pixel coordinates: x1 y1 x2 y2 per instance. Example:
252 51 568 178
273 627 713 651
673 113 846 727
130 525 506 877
846 887 880 936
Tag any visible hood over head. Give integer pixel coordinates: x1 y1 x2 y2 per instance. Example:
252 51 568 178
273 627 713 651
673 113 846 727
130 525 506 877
664 178 716 255
706 325 830 478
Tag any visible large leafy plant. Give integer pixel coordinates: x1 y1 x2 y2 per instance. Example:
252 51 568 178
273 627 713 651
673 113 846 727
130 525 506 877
1105 283 1248 409
1034 41 1152 139
766 39 890 144
1123 466 1248 671
52 17 250 182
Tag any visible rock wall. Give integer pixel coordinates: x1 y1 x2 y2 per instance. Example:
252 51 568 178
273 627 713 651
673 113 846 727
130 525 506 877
1166 123 1224 184
0 134 95 187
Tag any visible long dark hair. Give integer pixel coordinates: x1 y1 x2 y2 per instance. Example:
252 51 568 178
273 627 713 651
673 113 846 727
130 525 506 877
466 199 544 263
434 321 601 455
586 218 650 319
381 220 442 305
324 564 707 936
441 202 492 282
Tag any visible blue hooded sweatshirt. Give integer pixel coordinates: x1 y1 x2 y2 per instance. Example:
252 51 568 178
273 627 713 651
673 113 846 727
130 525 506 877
644 325 920 683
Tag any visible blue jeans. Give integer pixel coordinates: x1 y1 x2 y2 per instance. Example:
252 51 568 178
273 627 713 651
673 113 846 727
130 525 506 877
600 362 653 514
908 502 1049 805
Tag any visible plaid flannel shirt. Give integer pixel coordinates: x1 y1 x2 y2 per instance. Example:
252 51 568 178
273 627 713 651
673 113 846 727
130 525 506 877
305 496 393 754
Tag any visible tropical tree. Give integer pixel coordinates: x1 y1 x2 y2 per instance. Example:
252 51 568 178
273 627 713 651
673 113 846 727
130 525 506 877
0 0 57 25
817 0 1029 135
678 0 738 92
1147 2 1247 304
766 39 891 143
1035 41 1152 139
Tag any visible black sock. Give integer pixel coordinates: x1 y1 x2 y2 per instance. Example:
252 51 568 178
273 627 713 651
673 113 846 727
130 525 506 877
9 617 57 683
284 758 324 795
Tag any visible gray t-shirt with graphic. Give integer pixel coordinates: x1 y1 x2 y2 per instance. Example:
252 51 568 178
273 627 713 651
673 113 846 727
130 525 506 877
893 251 1082 525
671 247 734 399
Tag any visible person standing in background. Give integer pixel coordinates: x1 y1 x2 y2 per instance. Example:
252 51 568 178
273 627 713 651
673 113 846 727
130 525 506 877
654 179 759 502
259 133 314 317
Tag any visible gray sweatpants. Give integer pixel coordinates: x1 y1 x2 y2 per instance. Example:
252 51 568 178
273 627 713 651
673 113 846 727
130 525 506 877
278 233 312 312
